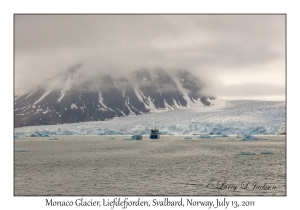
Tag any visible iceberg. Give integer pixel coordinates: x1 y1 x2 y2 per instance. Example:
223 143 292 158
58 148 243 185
49 138 58 140
239 151 255 155
213 134 229 138
15 149 29 152
131 135 142 140
30 132 49 137
242 134 259 140
198 134 212 139
123 135 142 140
242 134 264 141
261 151 273 155
184 137 193 140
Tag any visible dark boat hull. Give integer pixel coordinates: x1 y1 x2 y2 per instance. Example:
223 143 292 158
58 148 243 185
150 134 160 139
150 129 160 139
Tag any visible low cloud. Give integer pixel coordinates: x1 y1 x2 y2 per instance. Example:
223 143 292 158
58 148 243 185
15 15 285 100
202 82 285 101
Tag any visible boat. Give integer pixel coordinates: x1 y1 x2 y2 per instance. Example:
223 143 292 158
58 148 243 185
150 128 160 139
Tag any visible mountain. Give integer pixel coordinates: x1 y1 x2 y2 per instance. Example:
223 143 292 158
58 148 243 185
14 64 214 127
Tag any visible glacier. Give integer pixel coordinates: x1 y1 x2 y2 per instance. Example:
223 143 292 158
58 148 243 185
14 100 285 136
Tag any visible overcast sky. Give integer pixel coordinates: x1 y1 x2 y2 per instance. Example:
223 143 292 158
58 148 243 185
15 14 285 100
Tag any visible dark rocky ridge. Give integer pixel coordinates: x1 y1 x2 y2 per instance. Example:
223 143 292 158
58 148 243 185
14 65 215 127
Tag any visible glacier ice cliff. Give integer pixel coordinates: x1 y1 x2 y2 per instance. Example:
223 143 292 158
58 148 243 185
14 100 285 136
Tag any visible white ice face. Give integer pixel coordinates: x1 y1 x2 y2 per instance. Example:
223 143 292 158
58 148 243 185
14 100 285 136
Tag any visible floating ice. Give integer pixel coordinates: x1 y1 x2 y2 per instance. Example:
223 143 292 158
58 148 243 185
49 138 58 140
198 134 212 139
261 151 273 155
184 137 193 140
242 134 264 141
242 135 259 140
239 151 255 155
131 135 142 140
15 149 29 152
108 137 115 140
14 135 18 139
30 132 49 137
123 135 142 140
213 134 229 138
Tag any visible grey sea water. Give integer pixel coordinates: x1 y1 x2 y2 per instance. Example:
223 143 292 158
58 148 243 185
14 135 286 196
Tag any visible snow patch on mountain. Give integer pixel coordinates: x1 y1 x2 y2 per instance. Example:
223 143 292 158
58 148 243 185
71 103 78 109
57 74 73 102
98 91 114 112
34 89 52 105
125 97 136 115
132 85 157 111
170 75 196 108
164 99 175 110
25 89 37 99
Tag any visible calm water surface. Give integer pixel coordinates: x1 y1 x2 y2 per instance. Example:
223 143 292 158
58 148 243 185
14 135 286 196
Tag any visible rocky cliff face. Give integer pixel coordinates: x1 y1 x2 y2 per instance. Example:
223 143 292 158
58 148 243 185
14 64 214 127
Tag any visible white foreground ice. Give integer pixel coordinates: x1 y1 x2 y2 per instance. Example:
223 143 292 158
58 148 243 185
14 100 285 136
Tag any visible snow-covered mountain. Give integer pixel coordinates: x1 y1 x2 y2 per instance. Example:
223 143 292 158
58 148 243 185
14 100 286 135
14 64 214 127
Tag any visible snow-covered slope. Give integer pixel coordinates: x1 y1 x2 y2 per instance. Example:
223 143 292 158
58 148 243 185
14 100 286 135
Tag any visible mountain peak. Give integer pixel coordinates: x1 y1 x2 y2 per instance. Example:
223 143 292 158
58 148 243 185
14 66 214 127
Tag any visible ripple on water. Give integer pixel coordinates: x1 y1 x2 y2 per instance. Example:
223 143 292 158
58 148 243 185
14 136 286 196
